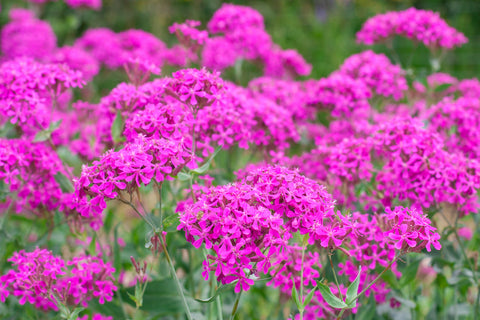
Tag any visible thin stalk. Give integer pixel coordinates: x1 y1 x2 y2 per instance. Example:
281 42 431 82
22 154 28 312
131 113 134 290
336 257 398 320
229 290 243 320
158 224 193 320
216 295 224 320
329 253 344 301
121 199 193 320
299 245 306 320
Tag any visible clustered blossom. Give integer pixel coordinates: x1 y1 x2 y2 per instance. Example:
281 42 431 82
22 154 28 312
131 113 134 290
357 7 467 50
383 206 441 252
52 46 100 81
428 97 480 158
337 50 407 100
167 68 225 111
0 248 116 310
74 135 192 228
178 165 339 292
0 138 73 216
169 20 208 58
1 9 57 61
373 118 480 215
287 137 374 208
75 28 166 69
0 58 84 136
305 74 372 118
27 0 102 9
202 4 311 78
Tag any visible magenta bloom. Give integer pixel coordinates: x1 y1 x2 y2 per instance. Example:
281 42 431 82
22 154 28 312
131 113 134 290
357 8 467 50
178 165 339 292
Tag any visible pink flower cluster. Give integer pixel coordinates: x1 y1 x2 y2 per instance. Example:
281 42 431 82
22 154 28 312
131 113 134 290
169 20 208 60
27 0 102 9
383 206 441 252
0 58 84 136
0 248 116 310
167 68 225 111
0 138 72 216
357 7 467 50
428 97 480 158
305 74 372 118
178 165 338 292
337 50 408 100
373 118 480 215
1 9 57 61
203 4 311 78
74 135 192 229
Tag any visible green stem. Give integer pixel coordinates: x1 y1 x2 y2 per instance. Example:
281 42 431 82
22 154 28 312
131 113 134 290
159 235 194 320
121 199 193 320
329 253 343 301
336 257 398 320
299 245 306 320
229 290 243 320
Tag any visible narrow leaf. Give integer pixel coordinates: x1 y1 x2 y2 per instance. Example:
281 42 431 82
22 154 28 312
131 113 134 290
34 120 62 142
177 172 192 181
346 266 362 308
163 213 180 232
303 286 317 308
195 281 238 303
317 282 347 309
291 280 302 311
434 83 453 92
67 307 84 320
54 172 74 193
191 146 222 175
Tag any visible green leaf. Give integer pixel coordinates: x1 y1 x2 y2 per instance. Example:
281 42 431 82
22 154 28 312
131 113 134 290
317 282 347 309
355 295 376 320
122 279 199 315
346 266 361 308
400 259 421 286
195 281 238 303
191 146 222 175
163 213 180 232
291 279 302 311
111 110 124 144
303 286 317 308
380 269 400 290
177 172 192 181
34 120 62 142
54 173 74 193
434 83 453 92
66 307 84 320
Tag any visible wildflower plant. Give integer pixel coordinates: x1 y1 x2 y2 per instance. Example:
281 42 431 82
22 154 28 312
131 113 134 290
0 3 478 320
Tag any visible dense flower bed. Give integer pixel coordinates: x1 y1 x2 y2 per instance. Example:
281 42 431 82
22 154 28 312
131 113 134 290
0 2 478 320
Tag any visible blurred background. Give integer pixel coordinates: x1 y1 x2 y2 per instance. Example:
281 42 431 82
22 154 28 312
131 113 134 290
1 0 479 80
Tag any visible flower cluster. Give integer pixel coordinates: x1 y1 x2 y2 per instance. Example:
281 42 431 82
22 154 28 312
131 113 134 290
0 248 116 310
1 9 57 61
373 118 480 215
428 97 480 158
0 138 73 216
202 4 311 78
382 206 441 252
74 135 192 228
167 68 225 111
178 165 339 292
169 20 208 57
337 50 407 100
0 58 84 135
357 7 467 50
305 74 372 118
